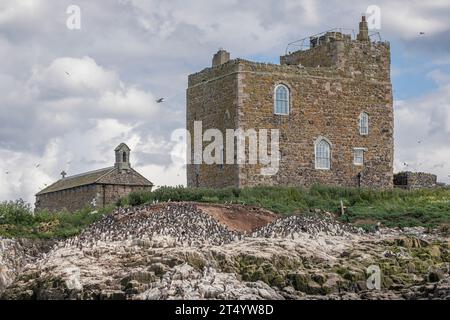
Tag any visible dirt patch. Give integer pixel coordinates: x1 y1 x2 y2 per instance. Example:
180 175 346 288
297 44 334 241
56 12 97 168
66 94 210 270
113 202 280 233
197 203 280 233
354 219 378 226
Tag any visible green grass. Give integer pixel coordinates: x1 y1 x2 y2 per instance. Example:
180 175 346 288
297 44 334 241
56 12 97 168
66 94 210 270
0 199 114 239
118 185 450 228
1 185 449 239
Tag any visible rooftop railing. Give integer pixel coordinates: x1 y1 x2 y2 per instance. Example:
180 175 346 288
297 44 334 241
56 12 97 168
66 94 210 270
284 28 383 55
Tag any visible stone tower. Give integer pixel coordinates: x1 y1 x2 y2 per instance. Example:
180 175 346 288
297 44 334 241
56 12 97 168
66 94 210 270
186 17 394 189
115 143 131 171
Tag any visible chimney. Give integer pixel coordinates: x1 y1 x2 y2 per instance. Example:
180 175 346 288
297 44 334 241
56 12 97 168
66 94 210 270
357 15 370 42
212 48 230 67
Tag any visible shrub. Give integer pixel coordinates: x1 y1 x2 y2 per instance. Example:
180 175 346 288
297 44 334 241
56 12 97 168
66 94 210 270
0 201 114 239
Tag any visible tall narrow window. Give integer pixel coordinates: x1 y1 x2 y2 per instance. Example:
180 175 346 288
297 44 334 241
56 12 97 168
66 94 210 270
315 138 331 170
354 148 366 165
274 84 289 115
122 152 127 163
360 112 369 135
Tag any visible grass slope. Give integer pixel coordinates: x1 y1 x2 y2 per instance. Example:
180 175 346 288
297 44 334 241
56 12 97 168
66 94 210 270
1 185 449 238
118 185 450 228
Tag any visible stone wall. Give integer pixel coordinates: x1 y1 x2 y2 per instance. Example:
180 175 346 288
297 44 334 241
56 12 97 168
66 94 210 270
187 60 240 188
186 35 394 189
98 168 151 186
394 172 438 190
281 40 339 67
35 184 99 213
100 184 151 207
35 184 152 212
237 57 393 189
280 36 391 83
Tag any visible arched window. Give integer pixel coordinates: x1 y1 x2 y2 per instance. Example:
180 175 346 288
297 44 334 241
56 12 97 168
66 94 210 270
122 152 127 163
360 112 369 135
274 84 289 115
315 138 331 170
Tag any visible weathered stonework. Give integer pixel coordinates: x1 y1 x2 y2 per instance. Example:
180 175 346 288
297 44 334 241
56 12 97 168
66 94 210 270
187 18 394 189
35 144 153 212
394 172 438 190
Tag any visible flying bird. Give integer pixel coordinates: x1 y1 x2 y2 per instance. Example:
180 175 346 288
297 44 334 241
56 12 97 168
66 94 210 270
36 164 40 168
65 71 70 76
419 32 425 35
156 98 165 103
417 140 422 144
5 171 9 175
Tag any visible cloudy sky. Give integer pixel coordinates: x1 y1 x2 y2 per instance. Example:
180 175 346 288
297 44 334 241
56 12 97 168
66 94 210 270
0 0 449 204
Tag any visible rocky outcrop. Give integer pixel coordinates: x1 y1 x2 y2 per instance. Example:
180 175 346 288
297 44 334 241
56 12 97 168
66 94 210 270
0 238 54 294
1 203 449 300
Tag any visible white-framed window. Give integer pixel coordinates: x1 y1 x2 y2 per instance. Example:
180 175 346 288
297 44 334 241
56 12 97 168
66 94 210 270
359 112 369 135
274 84 289 115
315 137 331 170
354 148 367 166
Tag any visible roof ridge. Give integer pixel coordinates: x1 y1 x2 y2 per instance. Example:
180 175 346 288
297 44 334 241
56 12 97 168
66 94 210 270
36 166 115 196
63 166 114 180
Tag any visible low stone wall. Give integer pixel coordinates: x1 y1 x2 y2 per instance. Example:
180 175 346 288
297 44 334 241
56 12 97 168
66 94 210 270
394 172 438 190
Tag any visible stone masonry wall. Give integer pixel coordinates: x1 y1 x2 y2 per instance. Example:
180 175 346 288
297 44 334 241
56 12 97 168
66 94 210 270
187 61 240 188
281 41 338 67
187 37 394 189
35 184 152 213
237 57 393 188
394 172 438 190
282 40 391 82
100 184 151 207
98 168 152 186
35 185 99 213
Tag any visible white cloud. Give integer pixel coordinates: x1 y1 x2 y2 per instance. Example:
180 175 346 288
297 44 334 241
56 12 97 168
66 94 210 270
0 0 46 25
0 54 180 203
381 2 449 40
98 87 158 118
394 69 450 184
427 69 450 85
30 56 121 98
